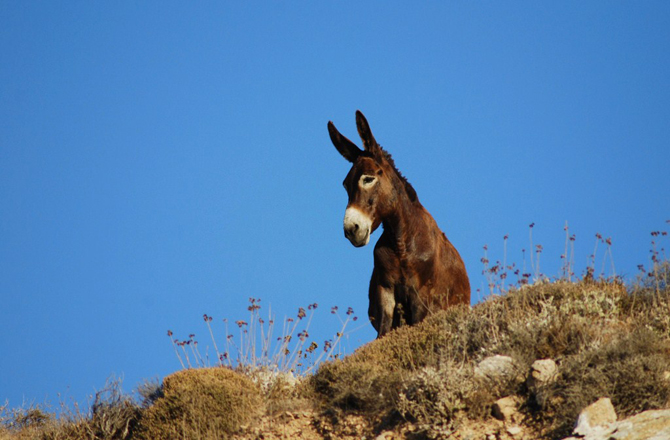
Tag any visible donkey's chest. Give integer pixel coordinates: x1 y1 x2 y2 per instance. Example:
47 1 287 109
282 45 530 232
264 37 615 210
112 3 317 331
373 241 439 288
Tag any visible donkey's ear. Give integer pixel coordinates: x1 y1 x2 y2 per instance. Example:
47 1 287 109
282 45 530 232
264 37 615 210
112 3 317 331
356 110 380 153
328 121 362 163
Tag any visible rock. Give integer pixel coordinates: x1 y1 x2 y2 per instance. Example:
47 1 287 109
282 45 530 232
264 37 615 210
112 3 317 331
528 358 558 406
492 396 520 423
475 355 516 382
375 431 394 440
574 397 617 437
529 359 557 386
506 425 523 436
609 409 670 440
563 408 670 440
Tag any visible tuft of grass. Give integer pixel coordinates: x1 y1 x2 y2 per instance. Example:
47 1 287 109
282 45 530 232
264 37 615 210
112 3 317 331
1 404 55 439
396 361 495 437
134 368 262 439
0 378 140 440
87 377 140 440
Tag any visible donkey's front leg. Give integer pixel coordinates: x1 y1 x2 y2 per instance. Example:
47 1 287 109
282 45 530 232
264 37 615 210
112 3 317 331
369 282 395 338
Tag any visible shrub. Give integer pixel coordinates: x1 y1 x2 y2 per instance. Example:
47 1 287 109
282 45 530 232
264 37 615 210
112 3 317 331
310 277 670 437
87 377 141 440
535 327 670 438
134 368 261 439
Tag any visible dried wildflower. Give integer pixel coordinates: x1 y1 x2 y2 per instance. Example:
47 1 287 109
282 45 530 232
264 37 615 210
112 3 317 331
247 298 261 312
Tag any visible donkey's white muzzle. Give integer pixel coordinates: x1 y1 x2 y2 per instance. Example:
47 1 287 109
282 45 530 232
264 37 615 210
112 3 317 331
343 206 372 247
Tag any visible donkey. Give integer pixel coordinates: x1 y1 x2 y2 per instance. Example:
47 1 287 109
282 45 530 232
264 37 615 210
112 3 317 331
328 111 471 338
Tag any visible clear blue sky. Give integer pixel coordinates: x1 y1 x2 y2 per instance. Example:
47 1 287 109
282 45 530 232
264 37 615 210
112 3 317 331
2 2 669 408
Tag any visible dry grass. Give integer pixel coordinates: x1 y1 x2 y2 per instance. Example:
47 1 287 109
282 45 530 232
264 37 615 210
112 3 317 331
310 277 670 438
133 368 262 439
0 378 139 440
3 262 669 439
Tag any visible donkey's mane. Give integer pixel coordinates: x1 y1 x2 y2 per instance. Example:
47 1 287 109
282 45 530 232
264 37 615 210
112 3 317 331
373 146 418 203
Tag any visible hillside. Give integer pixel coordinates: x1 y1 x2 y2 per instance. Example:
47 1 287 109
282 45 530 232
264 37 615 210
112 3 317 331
2 265 669 439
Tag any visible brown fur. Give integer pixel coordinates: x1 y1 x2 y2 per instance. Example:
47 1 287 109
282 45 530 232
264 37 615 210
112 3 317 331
328 111 471 338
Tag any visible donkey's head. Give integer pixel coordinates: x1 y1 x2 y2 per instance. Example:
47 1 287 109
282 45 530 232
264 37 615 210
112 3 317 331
328 111 417 247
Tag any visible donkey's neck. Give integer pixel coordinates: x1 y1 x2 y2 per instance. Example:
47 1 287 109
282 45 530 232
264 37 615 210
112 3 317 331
382 197 433 259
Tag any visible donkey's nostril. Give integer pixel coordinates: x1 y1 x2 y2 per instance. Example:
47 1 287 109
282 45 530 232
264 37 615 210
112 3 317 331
353 224 359 231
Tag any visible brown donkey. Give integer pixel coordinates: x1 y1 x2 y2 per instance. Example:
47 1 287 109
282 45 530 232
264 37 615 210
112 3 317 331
328 111 470 338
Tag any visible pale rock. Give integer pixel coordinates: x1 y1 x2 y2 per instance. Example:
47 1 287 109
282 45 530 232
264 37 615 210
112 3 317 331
475 355 516 382
562 408 670 440
528 358 558 406
492 396 520 423
375 431 394 440
609 409 670 440
530 359 558 385
573 397 617 437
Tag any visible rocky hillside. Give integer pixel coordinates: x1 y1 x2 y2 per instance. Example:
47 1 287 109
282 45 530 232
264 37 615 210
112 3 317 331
2 268 669 439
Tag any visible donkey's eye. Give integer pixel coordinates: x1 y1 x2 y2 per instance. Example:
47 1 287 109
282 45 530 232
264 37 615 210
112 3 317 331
361 176 376 187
